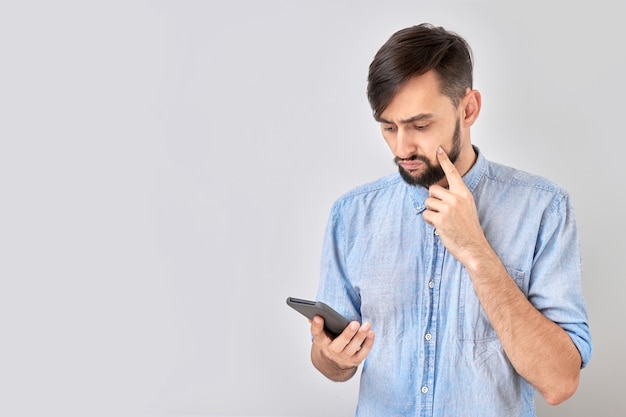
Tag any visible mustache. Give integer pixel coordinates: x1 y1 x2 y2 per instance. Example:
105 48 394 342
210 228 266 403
393 154 430 166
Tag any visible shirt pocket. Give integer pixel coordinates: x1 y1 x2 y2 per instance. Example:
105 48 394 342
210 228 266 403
458 267 526 342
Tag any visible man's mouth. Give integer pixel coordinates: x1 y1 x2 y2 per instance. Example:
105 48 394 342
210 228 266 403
398 160 424 171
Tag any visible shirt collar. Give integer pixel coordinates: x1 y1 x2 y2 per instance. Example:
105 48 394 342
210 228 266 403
406 145 486 214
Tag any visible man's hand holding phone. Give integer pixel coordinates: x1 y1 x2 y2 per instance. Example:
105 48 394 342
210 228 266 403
309 315 375 382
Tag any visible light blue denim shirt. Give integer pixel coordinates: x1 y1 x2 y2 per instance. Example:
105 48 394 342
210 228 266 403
316 148 592 417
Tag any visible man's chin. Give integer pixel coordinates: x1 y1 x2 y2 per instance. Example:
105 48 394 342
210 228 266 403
399 168 424 187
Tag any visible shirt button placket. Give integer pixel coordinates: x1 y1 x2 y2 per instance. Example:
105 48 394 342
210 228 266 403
420 227 440 409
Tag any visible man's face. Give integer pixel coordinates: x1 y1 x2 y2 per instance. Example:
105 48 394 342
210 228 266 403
377 71 463 188
394 118 460 187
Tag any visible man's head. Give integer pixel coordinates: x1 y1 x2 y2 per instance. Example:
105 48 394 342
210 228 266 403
367 23 474 120
367 24 480 188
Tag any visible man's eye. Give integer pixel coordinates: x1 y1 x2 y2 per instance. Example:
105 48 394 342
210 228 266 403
413 124 428 130
383 126 396 132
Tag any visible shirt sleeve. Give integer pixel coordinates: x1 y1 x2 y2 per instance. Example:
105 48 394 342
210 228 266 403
315 200 362 323
530 192 593 368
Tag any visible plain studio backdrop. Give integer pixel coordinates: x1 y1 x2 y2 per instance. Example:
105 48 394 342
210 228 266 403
0 1 623 416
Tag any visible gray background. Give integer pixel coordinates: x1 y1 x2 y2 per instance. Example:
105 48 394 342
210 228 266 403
0 1 623 416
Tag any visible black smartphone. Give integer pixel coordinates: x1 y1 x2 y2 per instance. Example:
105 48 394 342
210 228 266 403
286 297 352 337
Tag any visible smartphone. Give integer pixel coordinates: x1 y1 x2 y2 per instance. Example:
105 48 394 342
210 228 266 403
286 297 352 337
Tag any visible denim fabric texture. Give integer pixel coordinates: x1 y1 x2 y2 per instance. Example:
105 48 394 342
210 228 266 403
316 148 592 417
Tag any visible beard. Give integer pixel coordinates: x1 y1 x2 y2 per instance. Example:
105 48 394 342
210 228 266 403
394 118 461 188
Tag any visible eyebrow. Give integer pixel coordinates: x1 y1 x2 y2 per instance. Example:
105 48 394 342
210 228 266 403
376 113 435 125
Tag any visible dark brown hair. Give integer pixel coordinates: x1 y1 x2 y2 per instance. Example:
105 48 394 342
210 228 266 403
367 23 474 119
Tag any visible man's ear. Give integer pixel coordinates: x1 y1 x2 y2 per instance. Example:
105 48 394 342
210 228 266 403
462 89 481 127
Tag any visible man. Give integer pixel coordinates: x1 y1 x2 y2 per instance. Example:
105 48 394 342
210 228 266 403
309 23 592 416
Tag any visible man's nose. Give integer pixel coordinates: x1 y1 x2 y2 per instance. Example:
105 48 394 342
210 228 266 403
395 128 417 159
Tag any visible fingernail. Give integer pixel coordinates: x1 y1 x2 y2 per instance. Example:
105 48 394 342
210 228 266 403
437 147 443 154
350 322 359 331
361 322 371 331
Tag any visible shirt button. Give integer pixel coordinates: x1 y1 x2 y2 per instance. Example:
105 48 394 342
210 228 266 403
421 386 429 394
428 281 435 289
434 229 439 236
425 333 432 341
